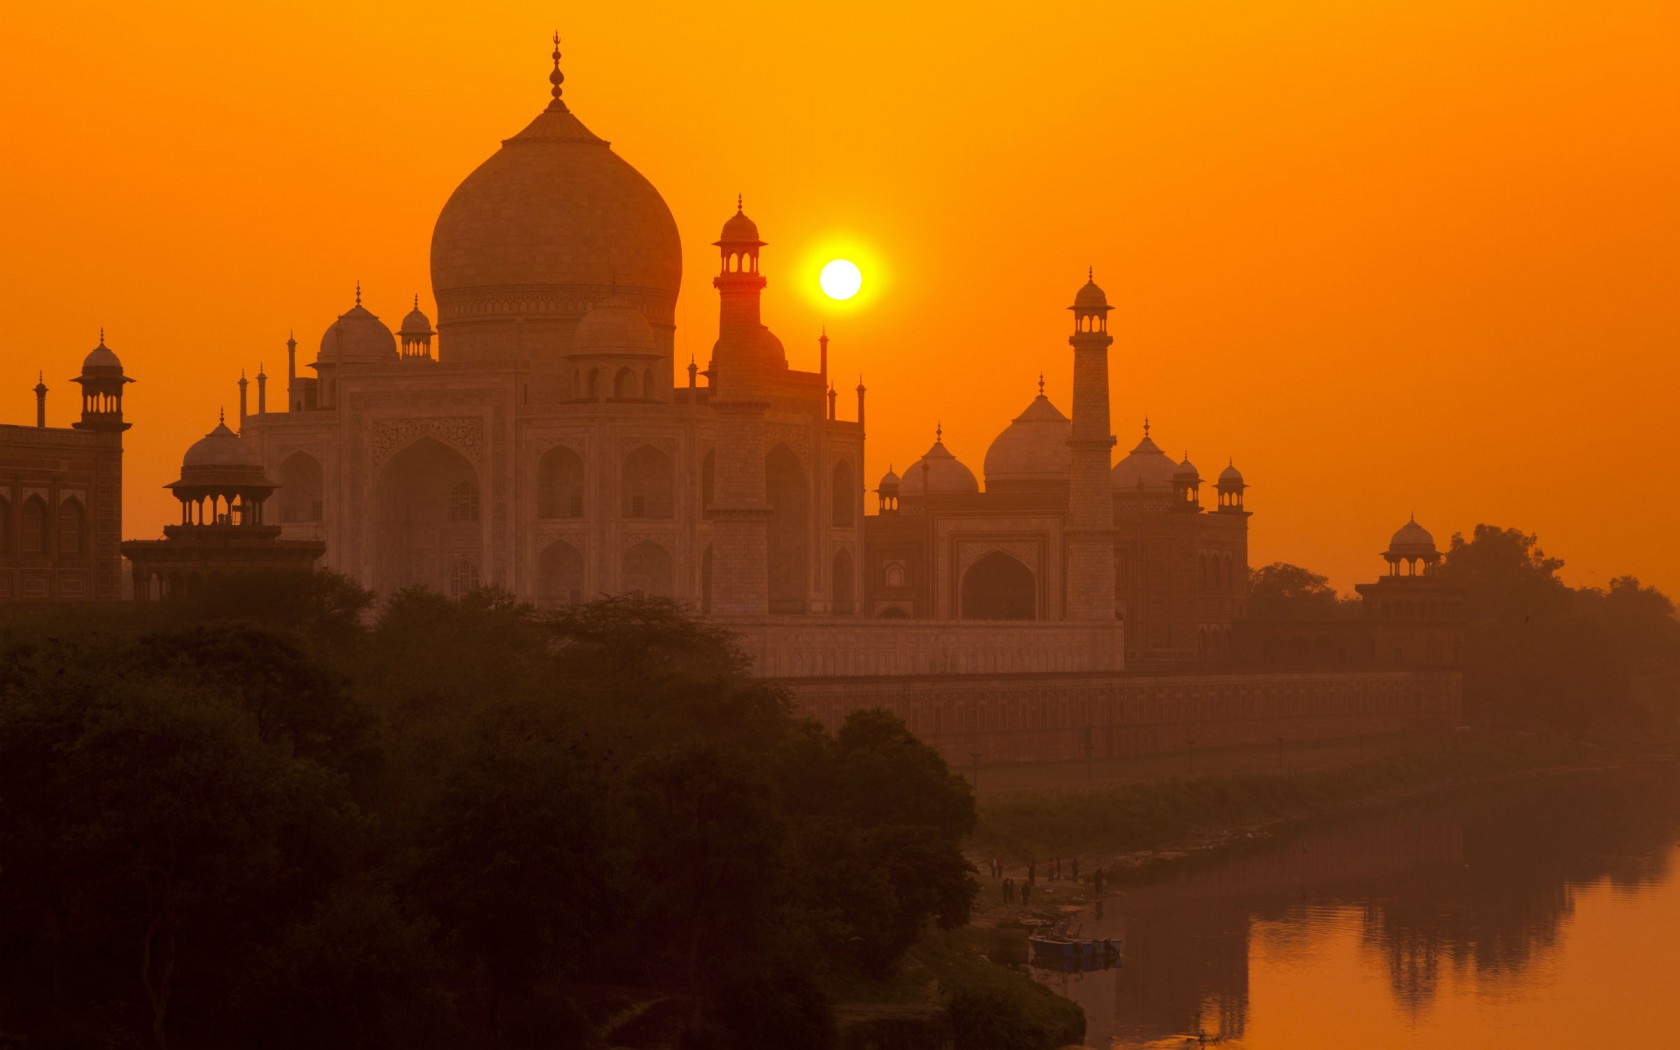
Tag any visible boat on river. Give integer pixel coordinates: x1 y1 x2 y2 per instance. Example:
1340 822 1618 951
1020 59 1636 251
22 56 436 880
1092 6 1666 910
1026 931 1122 968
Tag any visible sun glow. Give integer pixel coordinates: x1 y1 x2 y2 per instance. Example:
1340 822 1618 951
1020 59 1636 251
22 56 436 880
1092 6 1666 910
819 259 862 300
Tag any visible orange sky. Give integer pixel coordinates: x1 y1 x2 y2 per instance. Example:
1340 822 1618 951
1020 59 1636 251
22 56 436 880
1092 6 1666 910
3 2 1677 598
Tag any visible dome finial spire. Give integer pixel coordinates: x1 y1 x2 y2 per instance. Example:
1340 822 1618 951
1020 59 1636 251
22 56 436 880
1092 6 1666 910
1088 265 1094 282
737 193 743 214
413 293 419 309
218 406 225 425
355 281 361 306
549 32 564 104
1038 372 1045 396
1143 416 1150 438
98 327 105 347
936 420 943 442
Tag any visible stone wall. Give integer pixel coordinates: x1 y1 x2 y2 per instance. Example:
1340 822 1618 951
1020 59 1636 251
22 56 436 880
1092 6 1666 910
780 668 1462 766
723 617 1127 678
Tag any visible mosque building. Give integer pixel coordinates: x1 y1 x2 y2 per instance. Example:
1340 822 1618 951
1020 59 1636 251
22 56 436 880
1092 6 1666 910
4 35 1464 762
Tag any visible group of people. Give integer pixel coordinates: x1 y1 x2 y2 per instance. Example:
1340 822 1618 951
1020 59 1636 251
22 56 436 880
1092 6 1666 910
987 855 1107 906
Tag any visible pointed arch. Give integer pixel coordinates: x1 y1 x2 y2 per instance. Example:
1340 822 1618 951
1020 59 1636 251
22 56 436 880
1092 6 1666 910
622 445 673 518
57 497 85 557
537 540 585 606
537 445 586 519
375 436 482 596
622 540 673 598
960 551 1036 620
279 451 324 522
20 496 46 554
766 443 808 614
831 460 855 527
613 367 638 400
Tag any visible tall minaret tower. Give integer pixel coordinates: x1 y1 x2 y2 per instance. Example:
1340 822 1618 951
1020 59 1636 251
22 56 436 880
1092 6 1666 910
706 198 775 615
1065 271 1119 621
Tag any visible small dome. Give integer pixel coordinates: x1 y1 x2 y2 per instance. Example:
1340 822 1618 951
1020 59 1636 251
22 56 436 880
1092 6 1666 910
983 391 1071 487
1111 427 1178 493
317 303 397 365
1218 461 1245 488
900 436 979 498
399 298 433 337
878 466 901 490
1388 517 1437 554
1073 276 1108 311
81 338 124 375
571 295 657 354
174 420 272 489
718 203 763 246
1174 455 1200 479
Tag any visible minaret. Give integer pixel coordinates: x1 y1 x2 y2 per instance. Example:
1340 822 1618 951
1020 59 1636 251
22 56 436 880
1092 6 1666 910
256 364 267 415
238 370 249 429
33 373 47 428
1065 271 1118 621
706 198 774 616
286 331 299 411
72 330 133 433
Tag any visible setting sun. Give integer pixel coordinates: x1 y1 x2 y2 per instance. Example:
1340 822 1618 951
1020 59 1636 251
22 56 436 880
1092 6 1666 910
819 259 862 300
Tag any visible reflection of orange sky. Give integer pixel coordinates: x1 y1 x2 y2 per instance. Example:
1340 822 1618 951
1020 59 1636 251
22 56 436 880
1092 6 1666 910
3 2 1676 596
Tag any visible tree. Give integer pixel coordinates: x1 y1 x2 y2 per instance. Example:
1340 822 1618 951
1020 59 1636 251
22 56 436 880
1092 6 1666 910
1245 562 1347 620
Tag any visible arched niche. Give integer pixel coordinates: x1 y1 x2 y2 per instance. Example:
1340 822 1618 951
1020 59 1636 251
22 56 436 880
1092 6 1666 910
766 444 808 614
960 550 1036 620
57 498 85 556
832 460 855 527
622 540 673 598
537 445 586 519
622 445 674 519
279 451 324 522
375 437 481 596
537 540 585 606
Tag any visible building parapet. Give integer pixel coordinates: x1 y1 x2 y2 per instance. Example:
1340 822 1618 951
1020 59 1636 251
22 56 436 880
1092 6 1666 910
718 617 1125 678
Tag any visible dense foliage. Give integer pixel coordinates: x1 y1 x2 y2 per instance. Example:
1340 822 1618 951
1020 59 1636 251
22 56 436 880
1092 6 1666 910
1248 527 1680 730
0 581 979 1049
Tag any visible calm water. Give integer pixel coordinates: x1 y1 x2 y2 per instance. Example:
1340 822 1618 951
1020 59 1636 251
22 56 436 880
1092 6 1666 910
1031 765 1680 1049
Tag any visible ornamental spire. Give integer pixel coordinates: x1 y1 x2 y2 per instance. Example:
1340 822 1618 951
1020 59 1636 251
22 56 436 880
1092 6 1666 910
549 32 565 105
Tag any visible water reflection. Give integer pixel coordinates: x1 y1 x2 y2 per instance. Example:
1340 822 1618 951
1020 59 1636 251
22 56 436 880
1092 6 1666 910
1053 766 1680 1047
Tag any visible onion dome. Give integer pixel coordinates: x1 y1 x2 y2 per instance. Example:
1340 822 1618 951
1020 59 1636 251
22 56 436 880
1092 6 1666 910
983 384 1071 488
80 333 126 375
1388 516 1438 558
900 429 979 498
570 294 657 354
171 417 273 489
878 466 901 492
429 44 681 361
1111 422 1178 493
317 293 398 366
718 198 763 246
1218 460 1245 488
1073 274 1109 311
399 297 434 338
1174 454 1200 480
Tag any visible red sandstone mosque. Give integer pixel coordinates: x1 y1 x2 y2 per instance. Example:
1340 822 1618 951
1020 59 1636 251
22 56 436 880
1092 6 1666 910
2 37 1463 762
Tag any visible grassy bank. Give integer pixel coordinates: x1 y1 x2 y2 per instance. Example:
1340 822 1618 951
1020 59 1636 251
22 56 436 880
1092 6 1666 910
971 730 1662 863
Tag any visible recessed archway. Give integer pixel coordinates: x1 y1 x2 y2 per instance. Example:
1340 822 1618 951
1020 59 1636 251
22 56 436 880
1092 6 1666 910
960 551 1036 620
537 540 585 606
767 444 808 614
375 437 481 597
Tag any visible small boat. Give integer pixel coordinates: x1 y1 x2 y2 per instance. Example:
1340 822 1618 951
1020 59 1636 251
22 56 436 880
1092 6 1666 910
1027 932 1123 963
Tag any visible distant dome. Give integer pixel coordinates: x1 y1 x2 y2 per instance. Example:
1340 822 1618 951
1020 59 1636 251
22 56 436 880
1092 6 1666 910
399 298 434 337
174 420 272 489
719 204 763 245
1174 455 1199 479
317 303 397 365
983 391 1071 488
429 91 681 360
1388 517 1437 555
1218 461 1245 488
878 466 901 490
570 295 657 354
900 436 979 498
81 338 124 375
1073 276 1108 310
1111 427 1177 493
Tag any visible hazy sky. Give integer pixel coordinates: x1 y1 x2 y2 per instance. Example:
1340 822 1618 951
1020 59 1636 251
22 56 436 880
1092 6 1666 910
3 1 1676 597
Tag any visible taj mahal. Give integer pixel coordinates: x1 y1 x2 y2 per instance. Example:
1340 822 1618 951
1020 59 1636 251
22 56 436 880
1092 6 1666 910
6 36 1465 763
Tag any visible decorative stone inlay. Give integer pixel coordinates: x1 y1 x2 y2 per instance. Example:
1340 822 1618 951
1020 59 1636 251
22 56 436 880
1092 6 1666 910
372 417 484 466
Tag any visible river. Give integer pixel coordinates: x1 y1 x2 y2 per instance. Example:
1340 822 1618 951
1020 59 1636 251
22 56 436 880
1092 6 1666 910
1028 764 1680 1048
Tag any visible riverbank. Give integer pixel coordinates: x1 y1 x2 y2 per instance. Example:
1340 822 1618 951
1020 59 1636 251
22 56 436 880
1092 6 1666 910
966 728 1676 917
